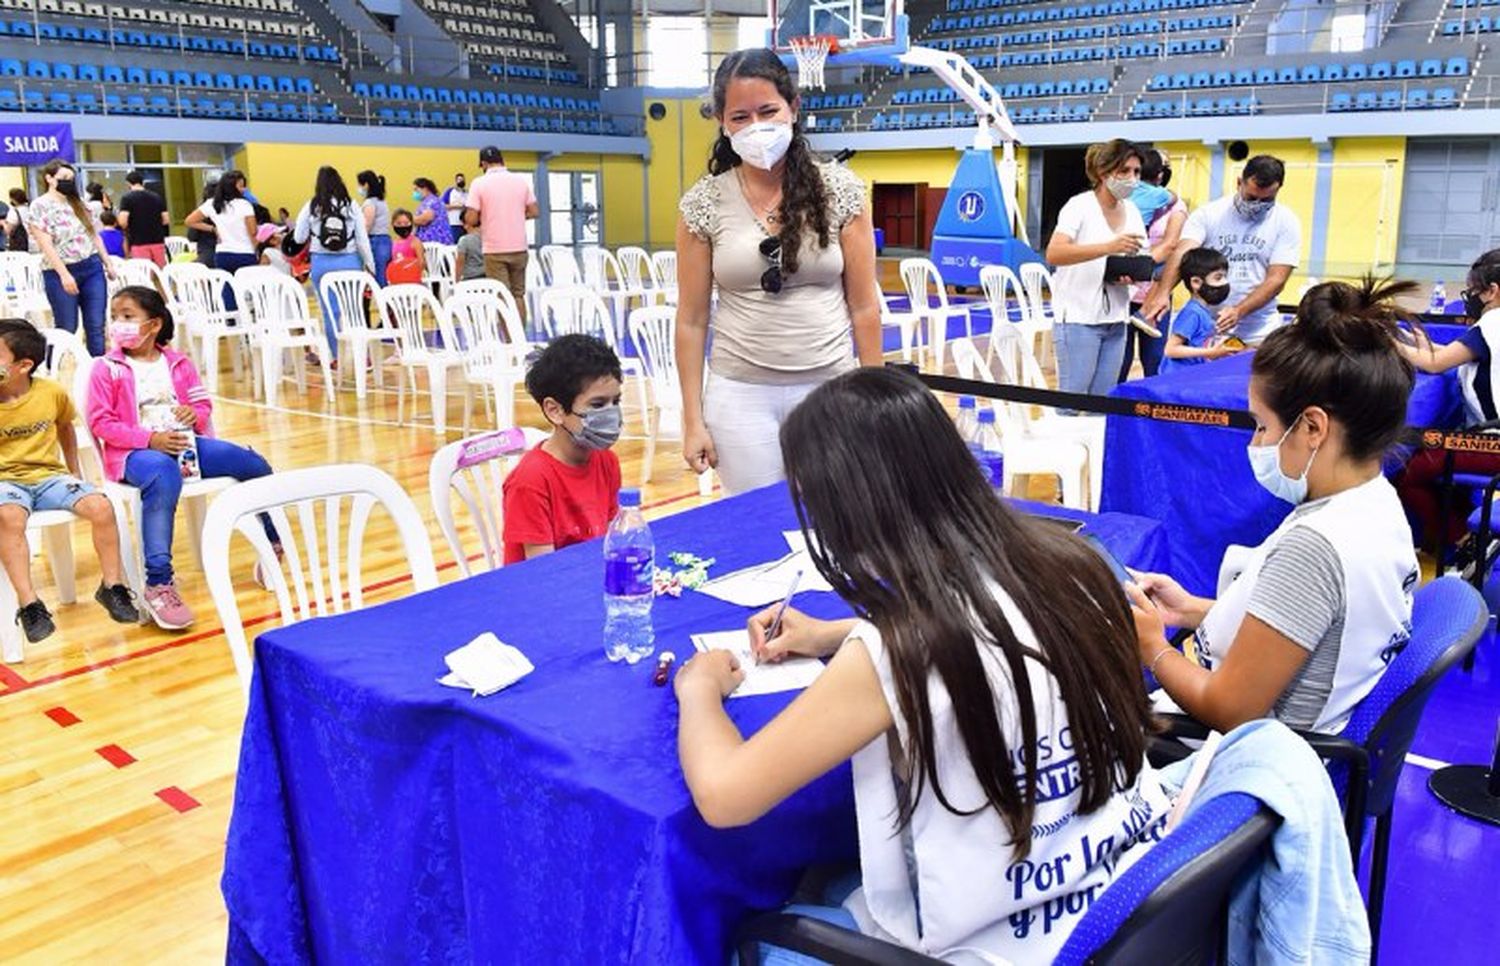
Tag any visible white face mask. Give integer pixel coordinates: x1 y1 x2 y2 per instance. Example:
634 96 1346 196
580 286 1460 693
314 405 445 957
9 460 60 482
730 121 793 171
1105 176 1139 201
1247 417 1317 504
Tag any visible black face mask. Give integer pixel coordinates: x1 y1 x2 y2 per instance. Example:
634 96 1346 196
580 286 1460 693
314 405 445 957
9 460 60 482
54 179 78 198
393 225 413 238
1463 288 1489 319
1198 282 1231 306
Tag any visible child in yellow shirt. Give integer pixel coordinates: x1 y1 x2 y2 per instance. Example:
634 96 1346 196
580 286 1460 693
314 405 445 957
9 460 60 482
0 320 137 642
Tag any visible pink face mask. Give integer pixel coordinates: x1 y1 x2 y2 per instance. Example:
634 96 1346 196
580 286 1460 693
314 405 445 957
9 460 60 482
109 320 146 349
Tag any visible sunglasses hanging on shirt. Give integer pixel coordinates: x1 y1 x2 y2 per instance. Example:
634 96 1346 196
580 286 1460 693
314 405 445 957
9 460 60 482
759 235 783 294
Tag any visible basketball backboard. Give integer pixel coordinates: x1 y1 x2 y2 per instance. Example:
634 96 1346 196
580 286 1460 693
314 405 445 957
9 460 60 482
771 0 908 67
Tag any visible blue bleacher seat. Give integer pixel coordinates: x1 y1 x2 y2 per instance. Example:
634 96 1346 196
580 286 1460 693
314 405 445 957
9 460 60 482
1434 87 1457 107
1371 61 1393 78
25 61 47 79
1190 70 1211 88
1299 65 1321 83
103 93 121 114
276 77 294 94
1330 92 1353 111
22 90 42 111
1407 88 1429 109
147 95 172 116
219 73 238 90
1348 62 1368 80
187 37 209 53
79 63 100 82
1355 90 1377 110
193 71 212 88
49 92 74 113
0 59 18 78
376 107 396 124
1277 66 1297 84
1420 59 1441 77
53 63 75 81
1380 89 1402 109
249 41 269 59
1447 56 1470 75
83 26 104 43
76 92 99 114
147 68 168 86
256 75 274 92
123 94 146 115
1324 64 1345 82
10 21 32 39
437 88 453 103
296 78 314 95
37 24 58 40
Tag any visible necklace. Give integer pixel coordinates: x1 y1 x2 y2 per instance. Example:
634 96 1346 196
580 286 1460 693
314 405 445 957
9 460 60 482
736 167 782 229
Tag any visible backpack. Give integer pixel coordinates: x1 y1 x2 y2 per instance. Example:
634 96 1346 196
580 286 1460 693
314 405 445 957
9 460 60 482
317 205 349 252
8 207 27 252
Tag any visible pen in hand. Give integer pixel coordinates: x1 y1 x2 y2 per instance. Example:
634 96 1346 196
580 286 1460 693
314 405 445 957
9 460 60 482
760 569 803 661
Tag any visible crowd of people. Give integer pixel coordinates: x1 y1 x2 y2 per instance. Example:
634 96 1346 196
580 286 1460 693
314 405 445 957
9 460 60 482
0 44 1487 962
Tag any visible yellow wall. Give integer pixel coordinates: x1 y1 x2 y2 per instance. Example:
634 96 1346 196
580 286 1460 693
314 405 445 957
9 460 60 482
641 97 718 247
1327 136 1405 278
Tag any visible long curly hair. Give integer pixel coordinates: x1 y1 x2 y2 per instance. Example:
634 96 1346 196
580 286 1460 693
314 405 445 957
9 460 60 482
707 48 830 276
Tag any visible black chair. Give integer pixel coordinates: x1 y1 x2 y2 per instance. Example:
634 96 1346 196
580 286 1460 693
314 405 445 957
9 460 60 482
1159 576 1488 962
734 793 1278 966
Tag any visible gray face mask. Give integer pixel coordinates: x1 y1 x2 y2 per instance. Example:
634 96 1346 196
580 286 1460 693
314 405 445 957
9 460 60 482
568 404 622 450
1234 194 1274 221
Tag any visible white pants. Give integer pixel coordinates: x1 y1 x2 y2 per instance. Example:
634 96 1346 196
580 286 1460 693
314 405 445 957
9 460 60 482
703 371 824 496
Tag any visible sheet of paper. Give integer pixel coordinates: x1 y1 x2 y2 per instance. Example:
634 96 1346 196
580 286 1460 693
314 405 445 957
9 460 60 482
695 545 833 607
692 630 823 698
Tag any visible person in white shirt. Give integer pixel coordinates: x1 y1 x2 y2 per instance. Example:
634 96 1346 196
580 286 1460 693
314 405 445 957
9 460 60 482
1045 139 1149 400
1130 278 1420 735
1142 155 1302 344
442 172 468 243
183 169 259 310
674 367 1170 963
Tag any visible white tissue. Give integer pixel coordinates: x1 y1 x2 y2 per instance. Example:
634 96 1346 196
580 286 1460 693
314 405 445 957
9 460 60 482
438 632 534 697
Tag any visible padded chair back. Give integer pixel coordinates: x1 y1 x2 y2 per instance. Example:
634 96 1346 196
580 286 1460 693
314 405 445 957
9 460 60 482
1335 576 1488 816
1054 792 1279 965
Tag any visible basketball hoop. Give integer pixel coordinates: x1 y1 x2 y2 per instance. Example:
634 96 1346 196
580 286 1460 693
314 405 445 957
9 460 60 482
790 34 838 90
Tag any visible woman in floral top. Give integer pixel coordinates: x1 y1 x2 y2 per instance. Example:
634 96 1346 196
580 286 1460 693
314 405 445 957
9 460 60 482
411 178 450 246
28 158 118 355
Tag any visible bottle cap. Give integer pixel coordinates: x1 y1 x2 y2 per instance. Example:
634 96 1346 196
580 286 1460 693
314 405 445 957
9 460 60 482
958 395 975 409
977 409 996 424
619 487 642 507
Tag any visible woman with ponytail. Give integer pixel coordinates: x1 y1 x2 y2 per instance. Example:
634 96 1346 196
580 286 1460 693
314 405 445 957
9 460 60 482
28 158 118 355
1129 277 1421 735
357 169 392 285
675 48 883 496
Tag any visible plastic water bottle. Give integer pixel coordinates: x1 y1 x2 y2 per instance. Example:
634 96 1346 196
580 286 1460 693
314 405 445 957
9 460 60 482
1430 281 1447 314
975 409 1005 492
604 488 655 664
955 395 978 451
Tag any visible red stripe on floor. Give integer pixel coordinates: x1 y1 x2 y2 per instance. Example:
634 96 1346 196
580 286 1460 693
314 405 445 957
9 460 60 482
0 662 27 690
44 706 80 727
95 744 136 768
155 786 201 813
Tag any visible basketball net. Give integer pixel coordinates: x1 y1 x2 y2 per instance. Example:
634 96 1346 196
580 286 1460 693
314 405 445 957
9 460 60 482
790 35 836 90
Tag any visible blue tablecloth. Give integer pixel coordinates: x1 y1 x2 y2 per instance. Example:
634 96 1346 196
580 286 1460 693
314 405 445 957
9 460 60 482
1102 353 1462 596
222 483 1171 965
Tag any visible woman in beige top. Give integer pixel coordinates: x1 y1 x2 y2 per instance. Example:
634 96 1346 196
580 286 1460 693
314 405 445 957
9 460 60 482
676 48 883 496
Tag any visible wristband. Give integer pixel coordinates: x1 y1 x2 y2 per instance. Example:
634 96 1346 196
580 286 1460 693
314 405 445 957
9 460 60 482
1147 644 1175 675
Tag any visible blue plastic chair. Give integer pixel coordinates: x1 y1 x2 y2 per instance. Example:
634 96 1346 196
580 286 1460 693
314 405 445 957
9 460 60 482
79 63 100 83
1447 56 1470 75
1395 59 1417 77
0 60 19 78
1331 91 1353 111
25 60 48 80
1419 59 1441 77
1434 87 1457 107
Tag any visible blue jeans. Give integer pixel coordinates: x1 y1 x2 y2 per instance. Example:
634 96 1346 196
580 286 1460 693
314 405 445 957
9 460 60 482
1054 321 1128 405
746 870 862 966
1119 303 1168 381
311 251 365 360
0 474 94 512
369 234 391 286
215 251 259 311
123 438 274 586
43 254 108 355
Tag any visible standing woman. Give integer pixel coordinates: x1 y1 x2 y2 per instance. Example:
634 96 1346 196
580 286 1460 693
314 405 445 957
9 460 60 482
676 48 882 495
85 181 111 231
1120 147 1186 381
411 178 450 247
27 159 118 355
356 169 392 285
1044 139 1148 400
184 170 258 309
294 166 374 366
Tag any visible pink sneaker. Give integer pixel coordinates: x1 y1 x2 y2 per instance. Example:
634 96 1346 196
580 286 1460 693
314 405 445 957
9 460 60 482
143 582 195 630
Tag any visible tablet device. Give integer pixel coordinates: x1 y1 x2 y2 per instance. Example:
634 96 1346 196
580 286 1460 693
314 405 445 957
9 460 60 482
1083 533 1133 586
1104 254 1156 282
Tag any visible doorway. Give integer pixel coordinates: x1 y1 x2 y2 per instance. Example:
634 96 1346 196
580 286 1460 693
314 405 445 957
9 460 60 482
1038 146 1090 252
547 170 601 248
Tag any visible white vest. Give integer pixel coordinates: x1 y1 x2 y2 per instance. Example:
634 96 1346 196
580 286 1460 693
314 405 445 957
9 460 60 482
1193 475 1417 733
843 586 1171 964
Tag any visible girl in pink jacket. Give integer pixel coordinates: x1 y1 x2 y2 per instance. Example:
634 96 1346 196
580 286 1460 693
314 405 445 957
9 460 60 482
86 285 278 630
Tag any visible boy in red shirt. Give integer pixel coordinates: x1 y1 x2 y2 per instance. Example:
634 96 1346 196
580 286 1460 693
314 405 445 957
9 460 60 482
502 334 623 564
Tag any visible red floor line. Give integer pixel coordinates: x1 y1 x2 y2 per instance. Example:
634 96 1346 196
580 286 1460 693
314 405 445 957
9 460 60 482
96 744 137 768
0 483 710 697
155 786 201 813
44 706 80 727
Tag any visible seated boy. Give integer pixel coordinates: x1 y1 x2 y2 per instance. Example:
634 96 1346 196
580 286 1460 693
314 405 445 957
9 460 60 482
1161 247 1243 373
99 211 126 259
0 320 138 641
502 334 623 564
453 220 487 283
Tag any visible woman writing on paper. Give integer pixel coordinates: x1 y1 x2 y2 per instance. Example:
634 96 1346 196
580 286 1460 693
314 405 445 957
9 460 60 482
674 367 1169 962
1129 279 1420 735
675 49 883 496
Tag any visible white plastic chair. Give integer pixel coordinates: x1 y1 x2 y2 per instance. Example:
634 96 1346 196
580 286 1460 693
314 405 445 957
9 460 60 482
200 464 440 695
538 285 649 420
899 258 972 371
446 290 528 431
428 427 549 576
113 257 167 296
949 336 1092 510
1019 261 1058 367
167 266 253 395
70 361 233 603
422 243 457 302
38 327 90 382
163 235 191 261
628 305 714 495
317 270 395 399
876 281 921 363
539 244 582 287
0 252 50 326
650 250 679 305
233 272 334 408
980 264 1041 371
581 246 636 338
616 246 662 309
523 254 545 327
374 283 468 434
